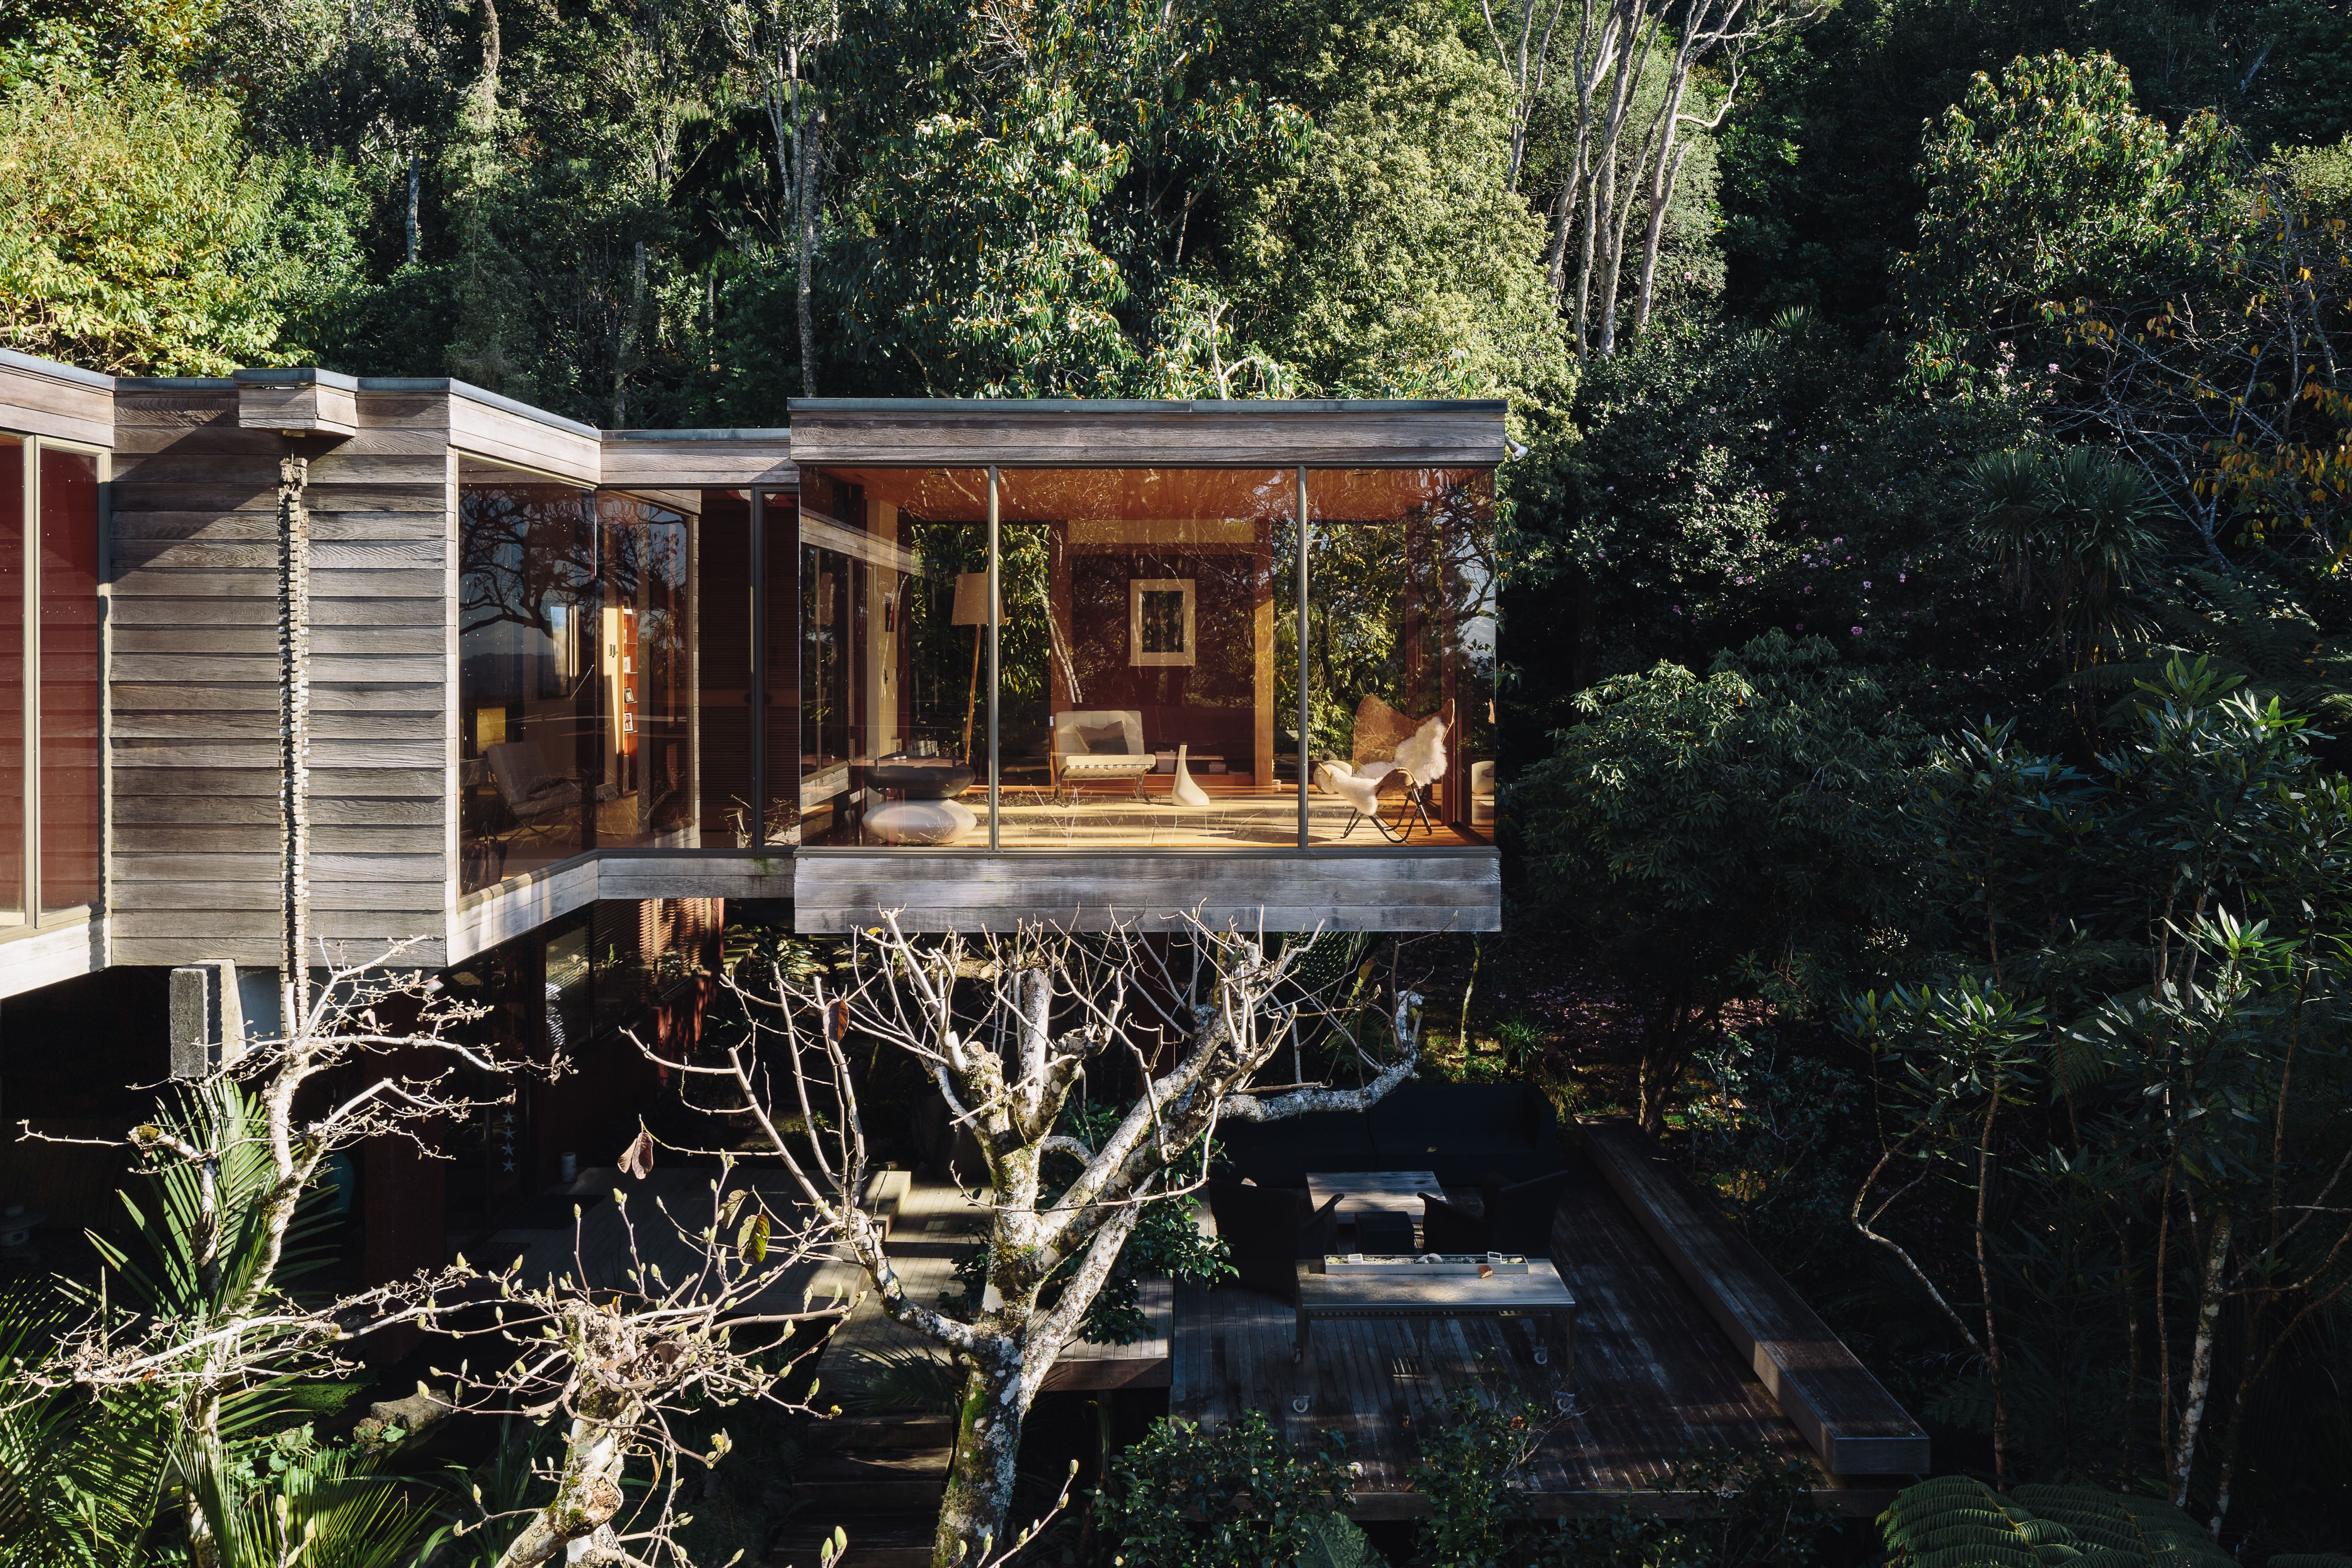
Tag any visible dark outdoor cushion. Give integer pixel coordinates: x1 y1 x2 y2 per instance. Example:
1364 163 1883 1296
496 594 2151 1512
1368 1082 1558 1185
1420 1192 1489 1254
1215 1112 1377 1189
1076 722 1132 754
1208 1182 1341 1303
1477 1167 1576 1255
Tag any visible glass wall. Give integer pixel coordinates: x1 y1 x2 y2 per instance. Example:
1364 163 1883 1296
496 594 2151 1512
792 464 1495 851
39 445 101 909
457 461 701 895
0 431 99 925
1304 469 1495 846
795 468 985 847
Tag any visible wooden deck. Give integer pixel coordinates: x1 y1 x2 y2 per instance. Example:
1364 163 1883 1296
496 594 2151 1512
1171 1144 1908 1517
771 1126 1919 1557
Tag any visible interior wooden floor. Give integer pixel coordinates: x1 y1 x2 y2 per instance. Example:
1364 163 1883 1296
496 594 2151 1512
1169 1148 1871 1515
811 776 1486 850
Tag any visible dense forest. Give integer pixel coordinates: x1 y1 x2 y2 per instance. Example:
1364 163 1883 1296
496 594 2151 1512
4 0 2352 1557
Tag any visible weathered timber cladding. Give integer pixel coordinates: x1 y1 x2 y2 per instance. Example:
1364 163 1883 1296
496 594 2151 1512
109 383 453 967
0 349 114 447
791 848 1502 933
787 399 1510 469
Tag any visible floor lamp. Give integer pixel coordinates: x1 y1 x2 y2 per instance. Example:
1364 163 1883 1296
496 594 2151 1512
954 571 990 764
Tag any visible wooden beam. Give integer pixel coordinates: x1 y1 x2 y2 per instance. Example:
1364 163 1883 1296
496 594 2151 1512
235 370 359 437
0 348 113 447
787 399 1509 469
600 430 797 490
792 848 1500 932
1579 1118 1931 1477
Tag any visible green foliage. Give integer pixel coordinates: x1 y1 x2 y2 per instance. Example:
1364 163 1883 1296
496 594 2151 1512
1880 1475 2233 1567
1215 0 1571 399
193 1433 440 1568
1965 447 2162 665
1900 51 2242 384
0 1284 172 1565
0 59 288 373
1096 1411 1353 1568
1515 630 1922 1121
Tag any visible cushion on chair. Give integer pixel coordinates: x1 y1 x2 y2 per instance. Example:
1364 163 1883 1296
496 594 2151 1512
1209 1183 1341 1303
1369 1082 1558 1185
1216 1112 1378 1188
1477 1168 1576 1255
1420 1192 1490 1253
1078 724 1132 754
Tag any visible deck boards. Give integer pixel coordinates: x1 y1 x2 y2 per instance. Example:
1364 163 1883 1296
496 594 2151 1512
1172 1151 1901 1517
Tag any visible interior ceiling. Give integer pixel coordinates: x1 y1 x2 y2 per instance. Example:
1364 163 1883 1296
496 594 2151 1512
814 466 1490 524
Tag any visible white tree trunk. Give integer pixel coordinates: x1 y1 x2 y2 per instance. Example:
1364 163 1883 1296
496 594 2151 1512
2170 1211 2232 1507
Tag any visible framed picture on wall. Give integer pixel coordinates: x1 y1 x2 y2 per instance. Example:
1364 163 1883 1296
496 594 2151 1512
1130 578 1196 667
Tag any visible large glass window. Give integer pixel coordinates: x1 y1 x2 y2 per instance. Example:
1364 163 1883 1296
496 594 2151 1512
38 444 100 909
790 463 1495 851
0 432 101 924
995 469 1288 847
1303 469 1495 847
795 468 985 847
458 463 703 895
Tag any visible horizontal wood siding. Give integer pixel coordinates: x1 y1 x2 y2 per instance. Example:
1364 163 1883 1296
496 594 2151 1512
449 392 599 483
0 352 113 447
792 848 1501 932
788 403 1508 468
600 433 796 490
108 386 453 968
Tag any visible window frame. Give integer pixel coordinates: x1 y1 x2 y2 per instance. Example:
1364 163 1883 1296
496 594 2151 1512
7 430 109 930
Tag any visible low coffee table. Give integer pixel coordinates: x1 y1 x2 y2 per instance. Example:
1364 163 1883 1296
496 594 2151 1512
1290 1256 1576 1414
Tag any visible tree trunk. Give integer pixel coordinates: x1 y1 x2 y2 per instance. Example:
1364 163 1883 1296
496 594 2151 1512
404 150 420 266
1973 1092 2008 1483
795 102 823 399
1629 131 1686 340
2170 1211 2232 1507
496 1413 630 1567
935 1351 1033 1568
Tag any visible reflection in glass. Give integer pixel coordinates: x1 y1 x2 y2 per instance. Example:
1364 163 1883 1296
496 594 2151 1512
1304 468 1495 846
38 444 100 909
697 491 756 843
796 469 985 847
457 467 702 894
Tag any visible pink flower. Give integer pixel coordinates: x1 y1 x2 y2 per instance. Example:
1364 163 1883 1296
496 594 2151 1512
2047 363 2059 373
1899 572 1907 582
1832 537 1844 546
1850 626 1862 635
1862 580 1872 589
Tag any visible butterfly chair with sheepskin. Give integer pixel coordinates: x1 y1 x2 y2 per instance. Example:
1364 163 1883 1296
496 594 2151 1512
1316 697 1452 842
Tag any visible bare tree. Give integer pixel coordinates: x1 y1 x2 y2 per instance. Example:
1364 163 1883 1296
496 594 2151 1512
22 942 513 1564
643 914 1428 1568
713 0 842 397
1539 0 1827 356
406 1162 845 1567
22 943 853 1568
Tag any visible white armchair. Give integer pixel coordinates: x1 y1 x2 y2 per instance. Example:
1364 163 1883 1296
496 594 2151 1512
1051 710 1156 802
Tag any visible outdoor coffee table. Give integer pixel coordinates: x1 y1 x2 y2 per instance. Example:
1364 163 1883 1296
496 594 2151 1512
1290 1256 1577 1414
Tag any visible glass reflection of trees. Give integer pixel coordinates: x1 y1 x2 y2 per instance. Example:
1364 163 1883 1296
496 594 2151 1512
1306 473 1496 767
458 480 697 892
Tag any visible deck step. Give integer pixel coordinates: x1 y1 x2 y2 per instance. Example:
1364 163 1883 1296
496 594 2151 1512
788 1445 952 1511
769 1516 935 1568
803 1415 958 1451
